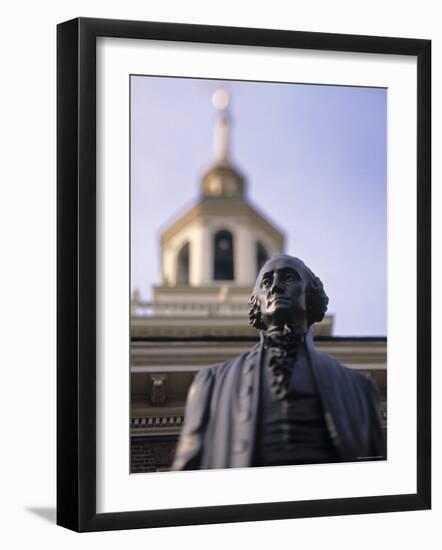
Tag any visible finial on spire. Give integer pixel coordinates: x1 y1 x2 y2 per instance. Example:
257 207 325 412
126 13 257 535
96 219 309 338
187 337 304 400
212 89 230 163
212 89 230 111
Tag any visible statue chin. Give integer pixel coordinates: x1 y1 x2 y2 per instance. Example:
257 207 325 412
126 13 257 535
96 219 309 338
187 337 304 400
265 323 308 341
263 307 307 335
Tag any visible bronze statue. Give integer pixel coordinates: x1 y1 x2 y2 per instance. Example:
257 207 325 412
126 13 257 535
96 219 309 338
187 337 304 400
172 254 385 470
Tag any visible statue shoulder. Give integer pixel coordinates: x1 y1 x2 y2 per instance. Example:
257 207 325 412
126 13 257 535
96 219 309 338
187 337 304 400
313 347 374 388
189 364 217 395
202 344 260 376
332 358 376 389
189 357 239 389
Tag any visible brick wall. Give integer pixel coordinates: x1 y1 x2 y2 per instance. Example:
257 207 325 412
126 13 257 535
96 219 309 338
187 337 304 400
131 436 178 473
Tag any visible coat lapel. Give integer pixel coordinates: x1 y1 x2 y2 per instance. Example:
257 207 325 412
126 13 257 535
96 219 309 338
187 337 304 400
230 343 261 468
304 329 343 453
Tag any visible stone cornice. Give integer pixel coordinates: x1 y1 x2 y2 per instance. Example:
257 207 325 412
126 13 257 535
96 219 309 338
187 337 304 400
160 199 284 248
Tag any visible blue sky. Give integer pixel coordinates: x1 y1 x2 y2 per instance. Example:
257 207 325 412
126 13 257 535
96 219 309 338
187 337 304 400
131 76 387 336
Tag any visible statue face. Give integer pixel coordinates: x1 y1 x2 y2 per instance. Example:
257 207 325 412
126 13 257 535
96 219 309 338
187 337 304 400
255 256 308 329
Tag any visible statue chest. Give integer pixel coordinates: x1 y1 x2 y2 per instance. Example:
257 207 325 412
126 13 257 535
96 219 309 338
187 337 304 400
253 349 336 467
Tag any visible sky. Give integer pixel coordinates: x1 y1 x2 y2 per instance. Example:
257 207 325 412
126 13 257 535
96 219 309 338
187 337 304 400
131 75 387 337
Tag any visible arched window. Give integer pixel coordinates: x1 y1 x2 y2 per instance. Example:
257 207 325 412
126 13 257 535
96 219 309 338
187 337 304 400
256 241 268 275
177 242 190 285
213 230 234 281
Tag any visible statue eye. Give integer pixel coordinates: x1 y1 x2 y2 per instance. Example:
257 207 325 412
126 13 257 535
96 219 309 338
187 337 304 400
261 278 271 288
284 272 298 281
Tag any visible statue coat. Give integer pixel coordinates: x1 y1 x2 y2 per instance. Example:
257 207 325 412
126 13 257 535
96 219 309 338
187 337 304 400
172 330 385 470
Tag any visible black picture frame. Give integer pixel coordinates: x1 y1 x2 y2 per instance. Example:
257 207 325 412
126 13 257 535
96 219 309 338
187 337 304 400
57 17 431 532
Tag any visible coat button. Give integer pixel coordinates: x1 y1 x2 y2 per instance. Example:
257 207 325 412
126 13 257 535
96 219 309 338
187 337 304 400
239 385 252 397
238 408 251 423
233 440 248 453
243 363 254 373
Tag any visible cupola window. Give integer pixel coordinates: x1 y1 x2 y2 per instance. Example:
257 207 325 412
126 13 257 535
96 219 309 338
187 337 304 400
256 241 268 275
214 230 234 281
177 242 190 285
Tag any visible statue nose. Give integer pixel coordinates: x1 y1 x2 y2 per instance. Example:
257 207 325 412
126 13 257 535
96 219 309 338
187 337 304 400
269 277 284 294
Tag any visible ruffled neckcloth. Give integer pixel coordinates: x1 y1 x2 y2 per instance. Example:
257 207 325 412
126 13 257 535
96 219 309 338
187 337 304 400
263 325 307 400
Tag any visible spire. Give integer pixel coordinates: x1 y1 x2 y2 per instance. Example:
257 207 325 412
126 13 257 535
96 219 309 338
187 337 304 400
201 89 245 199
212 89 230 163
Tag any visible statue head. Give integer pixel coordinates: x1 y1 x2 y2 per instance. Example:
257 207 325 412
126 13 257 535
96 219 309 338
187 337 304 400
248 255 329 332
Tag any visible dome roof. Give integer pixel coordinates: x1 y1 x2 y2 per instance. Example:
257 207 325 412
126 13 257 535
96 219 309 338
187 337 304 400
201 161 246 199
